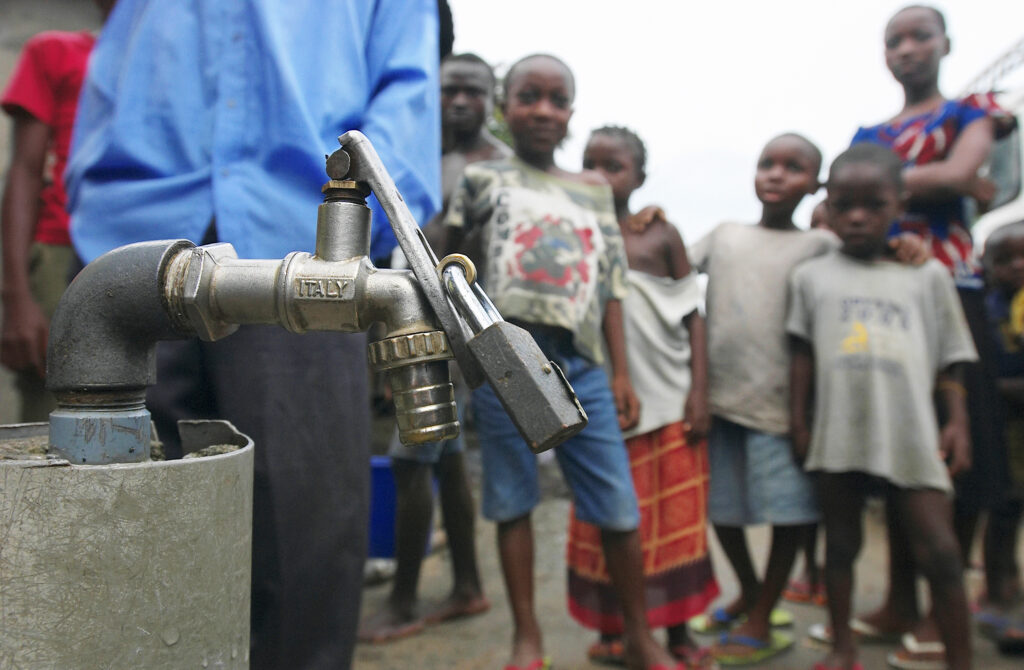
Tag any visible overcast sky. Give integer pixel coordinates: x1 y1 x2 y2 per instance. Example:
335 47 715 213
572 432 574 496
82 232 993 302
446 0 1024 242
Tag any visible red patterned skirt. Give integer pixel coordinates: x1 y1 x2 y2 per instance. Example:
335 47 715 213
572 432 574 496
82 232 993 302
567 421 719 633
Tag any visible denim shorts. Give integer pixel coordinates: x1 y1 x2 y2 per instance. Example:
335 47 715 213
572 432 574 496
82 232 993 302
472 327 639 531
707 416 820 526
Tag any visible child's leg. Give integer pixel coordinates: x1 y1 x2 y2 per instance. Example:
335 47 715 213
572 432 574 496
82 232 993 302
707 418 761 614
555 359 678 668
859 502 920 632
817 473 868 667
984 497 1024 606
497 515 544 666
892 488 972 670
712 525 761 614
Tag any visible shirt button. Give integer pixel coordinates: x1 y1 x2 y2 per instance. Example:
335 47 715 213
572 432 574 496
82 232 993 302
227 99 237 108
221 168 230 177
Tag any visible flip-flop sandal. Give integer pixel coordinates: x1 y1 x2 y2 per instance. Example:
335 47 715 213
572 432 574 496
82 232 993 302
503 657 551 670
782 578 814 603
975 607 1011 640
711 630 793 666
886 632 946 670
689 608 739 634
690 607 793 634
587 639 625 666
813 663 864 670
807 619 905 645
669 644 717 669
996 620 1024 655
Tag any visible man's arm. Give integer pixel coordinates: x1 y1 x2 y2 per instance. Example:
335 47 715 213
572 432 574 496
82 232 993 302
1 113 50 377
361 0 442 261
789 335 814 465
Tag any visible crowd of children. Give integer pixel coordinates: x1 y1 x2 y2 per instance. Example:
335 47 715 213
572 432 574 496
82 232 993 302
367 5 1023 670
4 2 1024 670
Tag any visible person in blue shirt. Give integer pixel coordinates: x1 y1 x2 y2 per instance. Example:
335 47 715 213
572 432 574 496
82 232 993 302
64 2 441 669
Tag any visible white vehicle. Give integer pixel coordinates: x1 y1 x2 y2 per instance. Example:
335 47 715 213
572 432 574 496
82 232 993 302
968 37 1024 251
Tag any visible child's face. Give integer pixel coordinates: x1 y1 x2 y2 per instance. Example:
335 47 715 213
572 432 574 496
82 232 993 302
753 137 819 210
502 59 573 161
582 134 643 205
827 162 903 259
884 8 948 89
441 61 492 138
989 229 1024 294
809 201 831 231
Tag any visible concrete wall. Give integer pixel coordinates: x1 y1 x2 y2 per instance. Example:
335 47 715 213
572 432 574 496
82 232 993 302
0 0 102 423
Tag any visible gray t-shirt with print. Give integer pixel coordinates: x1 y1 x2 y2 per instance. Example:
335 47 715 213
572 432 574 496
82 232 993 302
689 222 838 434
786 253 978 491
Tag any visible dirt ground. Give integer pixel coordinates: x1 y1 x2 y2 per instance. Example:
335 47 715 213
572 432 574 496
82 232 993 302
355 445 1024 670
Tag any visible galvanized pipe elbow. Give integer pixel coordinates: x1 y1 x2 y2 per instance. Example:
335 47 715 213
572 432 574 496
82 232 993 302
47 239 197 394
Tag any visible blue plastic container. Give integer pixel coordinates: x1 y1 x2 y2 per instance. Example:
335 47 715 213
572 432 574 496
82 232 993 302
368 456 398 558
368 455 435 558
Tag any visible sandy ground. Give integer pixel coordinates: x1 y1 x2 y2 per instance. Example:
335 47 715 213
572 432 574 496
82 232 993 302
2 4 1023 669
354 446 1024 670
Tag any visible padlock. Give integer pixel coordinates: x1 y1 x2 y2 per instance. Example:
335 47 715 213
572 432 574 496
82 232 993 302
335 131 588 452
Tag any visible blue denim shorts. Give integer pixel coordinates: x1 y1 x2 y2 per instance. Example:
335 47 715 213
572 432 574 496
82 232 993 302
708 416 820 526
472 328 639 531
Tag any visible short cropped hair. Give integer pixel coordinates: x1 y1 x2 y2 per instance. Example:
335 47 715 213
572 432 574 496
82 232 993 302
828 143 904 190
442 52 496 89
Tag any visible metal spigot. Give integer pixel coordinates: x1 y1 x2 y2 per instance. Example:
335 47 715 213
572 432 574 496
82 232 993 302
46 131 586 464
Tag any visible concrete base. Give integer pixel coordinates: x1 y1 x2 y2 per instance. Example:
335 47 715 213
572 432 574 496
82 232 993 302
0 420 253 669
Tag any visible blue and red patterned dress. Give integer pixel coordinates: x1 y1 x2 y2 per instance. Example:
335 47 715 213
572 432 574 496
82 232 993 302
852 93 1014 289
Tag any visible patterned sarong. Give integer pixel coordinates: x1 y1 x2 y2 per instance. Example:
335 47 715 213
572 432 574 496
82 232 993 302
567 421 719 633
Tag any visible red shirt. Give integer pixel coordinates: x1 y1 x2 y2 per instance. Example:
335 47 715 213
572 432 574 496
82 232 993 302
2 31 95 246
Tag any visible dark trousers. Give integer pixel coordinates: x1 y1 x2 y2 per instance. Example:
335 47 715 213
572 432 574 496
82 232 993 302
150 327 370 670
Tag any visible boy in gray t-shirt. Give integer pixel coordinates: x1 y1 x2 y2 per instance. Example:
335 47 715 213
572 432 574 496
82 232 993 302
788 144 976 670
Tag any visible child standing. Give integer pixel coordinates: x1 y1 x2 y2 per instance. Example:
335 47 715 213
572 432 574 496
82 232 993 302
788 142 977 670
978 221 1024 654
441 54 683 670
849 8 1016 663
567 126 718 668
686 133 832 666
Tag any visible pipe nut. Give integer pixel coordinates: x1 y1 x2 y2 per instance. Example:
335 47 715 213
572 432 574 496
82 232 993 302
367 330 453 372
181 244 241 341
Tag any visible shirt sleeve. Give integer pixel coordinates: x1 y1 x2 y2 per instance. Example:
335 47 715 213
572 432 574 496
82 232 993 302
1 34 57 124
687 226 714 273
929 264 979 367
785 265 814 342
595 185 629 302
958 93 1018 140
361 0 442 261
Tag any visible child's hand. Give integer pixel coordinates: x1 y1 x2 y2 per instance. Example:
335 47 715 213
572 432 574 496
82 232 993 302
968 175 997 211
683 390 709 442
611 374 640 431
939 421 972 477
627 205 667 232
888 233 931 266
790 424 811 465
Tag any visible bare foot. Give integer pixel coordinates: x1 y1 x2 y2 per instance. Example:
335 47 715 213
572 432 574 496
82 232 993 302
508 636 545 670
856 603 917 635
816 649 860 669
624 631 679 670
357 605 425 644
421 593 490 625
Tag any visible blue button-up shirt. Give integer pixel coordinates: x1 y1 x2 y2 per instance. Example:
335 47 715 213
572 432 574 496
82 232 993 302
66 0 440 263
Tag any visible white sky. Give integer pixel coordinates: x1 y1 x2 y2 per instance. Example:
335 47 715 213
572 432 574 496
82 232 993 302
446 0 1024 242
